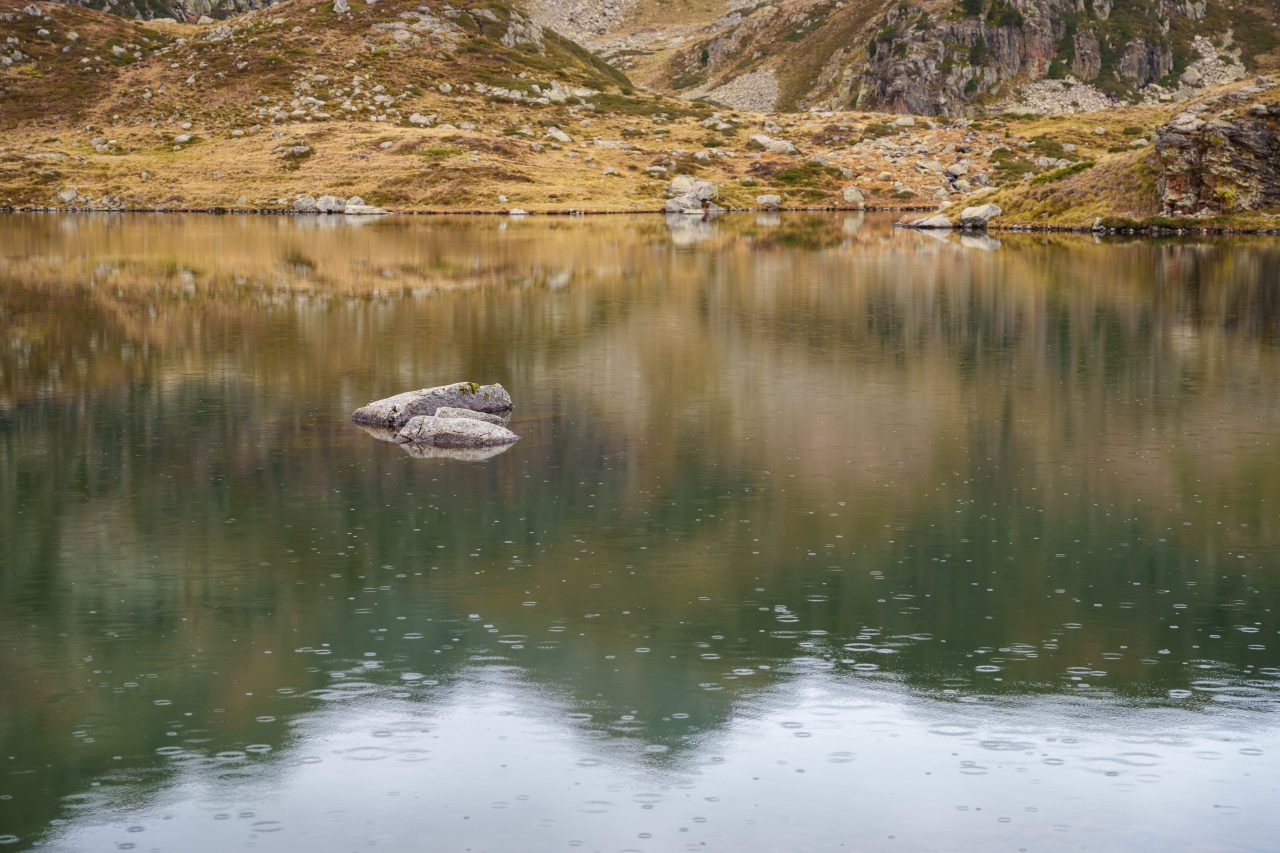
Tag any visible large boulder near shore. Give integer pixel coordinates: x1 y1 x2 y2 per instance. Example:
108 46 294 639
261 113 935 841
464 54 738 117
352 382 512 428
396 415 520 448
958 203 1002 229
903 214 954 229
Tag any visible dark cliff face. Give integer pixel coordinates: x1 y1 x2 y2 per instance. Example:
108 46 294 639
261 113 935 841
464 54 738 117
1156 92 1280 215
848 0 1270 115
659 0 1275 116
47 0 278 21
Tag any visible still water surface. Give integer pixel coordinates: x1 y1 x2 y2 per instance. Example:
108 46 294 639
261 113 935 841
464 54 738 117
2 212 1280 851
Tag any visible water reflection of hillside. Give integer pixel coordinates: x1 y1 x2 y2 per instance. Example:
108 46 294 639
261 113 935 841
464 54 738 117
2 213 1279 848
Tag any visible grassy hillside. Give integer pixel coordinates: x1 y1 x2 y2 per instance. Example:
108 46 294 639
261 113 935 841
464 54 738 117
1 0 1277 227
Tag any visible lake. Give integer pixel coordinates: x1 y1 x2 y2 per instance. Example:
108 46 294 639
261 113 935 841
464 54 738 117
2 211 1279 852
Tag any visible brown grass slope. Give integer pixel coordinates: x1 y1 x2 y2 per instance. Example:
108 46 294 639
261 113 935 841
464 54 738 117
1 0 1277 225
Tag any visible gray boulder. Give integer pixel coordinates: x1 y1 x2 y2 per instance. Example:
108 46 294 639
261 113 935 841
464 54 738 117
958 203 1002 229
293 195 318 213
841 186 865 208
904 214 954 229
755 194 781 209
666 176 718 200
747 134 799 155
352 382 512 428
316 194 345 213
396 415 520 448
434 406 507 425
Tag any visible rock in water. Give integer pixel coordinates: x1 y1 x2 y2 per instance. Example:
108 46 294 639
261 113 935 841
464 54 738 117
903 214 954 229
396 415 520 448
351 382 512 428
434 406 508 425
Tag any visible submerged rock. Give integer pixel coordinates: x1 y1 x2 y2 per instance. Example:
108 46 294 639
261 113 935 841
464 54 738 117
351 382 512 428
396 415 520 448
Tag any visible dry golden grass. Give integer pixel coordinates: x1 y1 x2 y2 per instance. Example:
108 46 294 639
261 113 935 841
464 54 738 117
1 0 1276 228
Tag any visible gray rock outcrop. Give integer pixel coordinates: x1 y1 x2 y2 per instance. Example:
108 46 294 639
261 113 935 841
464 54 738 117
841 186 865 209
396 415 520 448
351 382 513 428
903 214 953 229
433 406 508 425
664 176 721 214
958 203 1002 228
1156 98 1280 216
747 134 799 155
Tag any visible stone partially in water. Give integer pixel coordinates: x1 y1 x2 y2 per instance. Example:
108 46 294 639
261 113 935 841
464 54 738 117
958 203 1002 229
395 415 520 448
434 406 508 425
903 214 954 229
351 382 512 428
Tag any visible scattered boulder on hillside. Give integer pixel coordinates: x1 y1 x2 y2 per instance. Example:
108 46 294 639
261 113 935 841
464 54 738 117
747 134 799 155
755 194 781 209
396 415 520 448
842 186 865 209
352 382 513 429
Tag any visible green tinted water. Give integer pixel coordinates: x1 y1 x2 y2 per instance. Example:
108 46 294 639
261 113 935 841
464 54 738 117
2 212 1279 851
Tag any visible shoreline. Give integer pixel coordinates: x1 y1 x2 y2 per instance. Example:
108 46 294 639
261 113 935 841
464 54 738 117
1 205 1278 236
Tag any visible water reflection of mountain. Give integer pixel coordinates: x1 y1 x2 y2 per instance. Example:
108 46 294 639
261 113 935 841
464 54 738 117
2 213 1279 847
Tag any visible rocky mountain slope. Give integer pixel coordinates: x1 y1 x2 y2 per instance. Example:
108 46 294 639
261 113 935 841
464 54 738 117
541 0 1278 116
36 0 1280 115
1 0 1277 228
43 0 277 22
